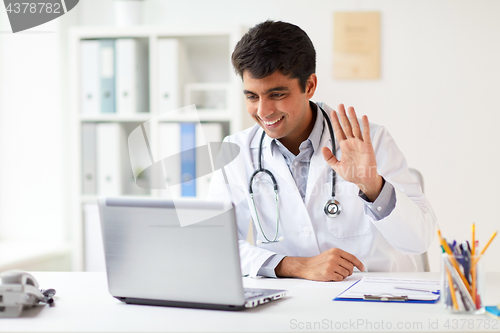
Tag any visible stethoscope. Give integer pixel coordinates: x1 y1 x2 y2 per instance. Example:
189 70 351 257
249 104 341 245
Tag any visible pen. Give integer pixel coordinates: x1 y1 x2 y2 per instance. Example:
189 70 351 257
478 231 497 258
446 266 459 310
472 260 477 308
460 243 471 284
471 230 497 309
394 287 439 295
471 225 477 308
444 257 476 310
437 230 471 292
472 223 475 256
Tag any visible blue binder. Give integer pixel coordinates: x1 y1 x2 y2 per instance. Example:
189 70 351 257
180 123 196 197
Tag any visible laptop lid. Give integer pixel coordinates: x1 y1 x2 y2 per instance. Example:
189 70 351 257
98 197 246 308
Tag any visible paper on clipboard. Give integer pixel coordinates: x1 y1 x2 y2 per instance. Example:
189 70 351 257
334 277 440 303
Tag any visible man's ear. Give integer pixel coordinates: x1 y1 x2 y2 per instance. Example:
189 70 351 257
305 73 317 98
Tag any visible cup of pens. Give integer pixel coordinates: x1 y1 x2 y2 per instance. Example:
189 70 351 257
438 226 497 315
441 253 484 314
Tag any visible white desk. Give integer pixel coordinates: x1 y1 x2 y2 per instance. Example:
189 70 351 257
2 272 499 333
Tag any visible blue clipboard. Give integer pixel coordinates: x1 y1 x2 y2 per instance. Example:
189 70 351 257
333 279 441 304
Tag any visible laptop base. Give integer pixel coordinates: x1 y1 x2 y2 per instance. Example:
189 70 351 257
115 296 246 311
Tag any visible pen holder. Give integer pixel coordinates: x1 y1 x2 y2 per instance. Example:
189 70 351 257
441 253 484 314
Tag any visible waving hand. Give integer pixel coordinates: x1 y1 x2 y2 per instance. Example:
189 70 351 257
321 104 383 202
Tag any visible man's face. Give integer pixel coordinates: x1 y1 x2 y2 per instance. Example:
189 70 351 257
242 71 316 146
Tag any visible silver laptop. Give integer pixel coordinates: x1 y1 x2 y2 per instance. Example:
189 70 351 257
97 197 286 310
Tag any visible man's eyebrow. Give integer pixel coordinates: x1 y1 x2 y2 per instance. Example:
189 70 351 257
243 86 290 95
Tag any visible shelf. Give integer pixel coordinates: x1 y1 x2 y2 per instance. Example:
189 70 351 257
157 111 232 122
70 25 244 271
70 25 242 40
81 194 154 204
80 114 153 122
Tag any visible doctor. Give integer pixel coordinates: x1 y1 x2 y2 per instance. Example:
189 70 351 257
208 21 436 281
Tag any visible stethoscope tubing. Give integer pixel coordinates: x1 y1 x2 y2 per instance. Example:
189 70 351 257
249 103 339 244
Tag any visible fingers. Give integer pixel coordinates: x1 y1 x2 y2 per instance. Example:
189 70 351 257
338 104 354 139
348 107 362 139
330 108 346 141
362 115 371 144
334 264 352 279
302 248 365 281
323 248 365 281
321 146 338 169
332 104 364 141
339 250 366 272
330 271 348 282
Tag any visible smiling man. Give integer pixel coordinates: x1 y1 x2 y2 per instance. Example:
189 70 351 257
208 21 436 281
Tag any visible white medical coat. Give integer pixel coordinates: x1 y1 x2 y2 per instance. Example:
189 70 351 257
207 103 437 277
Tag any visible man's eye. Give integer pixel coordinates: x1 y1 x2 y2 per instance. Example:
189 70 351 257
246 95 258 101
271 93 285 98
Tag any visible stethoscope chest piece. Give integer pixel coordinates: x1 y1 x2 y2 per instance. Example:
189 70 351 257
324 198 342 218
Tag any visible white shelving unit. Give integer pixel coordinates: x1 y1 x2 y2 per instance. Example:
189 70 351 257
68 26 245 271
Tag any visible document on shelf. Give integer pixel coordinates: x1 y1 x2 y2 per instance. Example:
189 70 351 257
334 277 440 303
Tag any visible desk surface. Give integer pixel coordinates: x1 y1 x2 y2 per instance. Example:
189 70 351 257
1 272 499 333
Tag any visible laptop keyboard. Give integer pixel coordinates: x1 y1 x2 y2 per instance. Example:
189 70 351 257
244 291 264 299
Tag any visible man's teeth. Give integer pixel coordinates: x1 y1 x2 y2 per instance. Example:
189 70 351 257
263 117 283 125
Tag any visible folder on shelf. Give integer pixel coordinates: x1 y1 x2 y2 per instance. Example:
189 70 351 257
196 122 223 199
82 123 97 194
127 123 153 194
333 276 441 303
115 39 149 115
158 39 180 112
158 122 181 197
96 123 125 195
158 39 194 113
80 40 101 114
100 39 116 114
180 123 196 197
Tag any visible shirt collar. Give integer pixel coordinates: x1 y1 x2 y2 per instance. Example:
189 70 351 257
267 101 325 156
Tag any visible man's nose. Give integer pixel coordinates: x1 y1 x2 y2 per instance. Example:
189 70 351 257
257 98 275 119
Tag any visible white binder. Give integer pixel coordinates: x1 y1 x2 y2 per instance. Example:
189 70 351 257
158 122 181 198
115 39 149 115
99 39 116 114
80 40 101 114
96 123 125 195
81 123 97 194
196 122 223 199
158 39 194 113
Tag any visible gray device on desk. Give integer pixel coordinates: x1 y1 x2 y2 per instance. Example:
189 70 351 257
97 197 286 311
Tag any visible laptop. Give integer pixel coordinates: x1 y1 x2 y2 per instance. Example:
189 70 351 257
97 197 287 310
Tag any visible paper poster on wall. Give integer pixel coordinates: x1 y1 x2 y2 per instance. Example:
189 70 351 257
333 12 380 80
